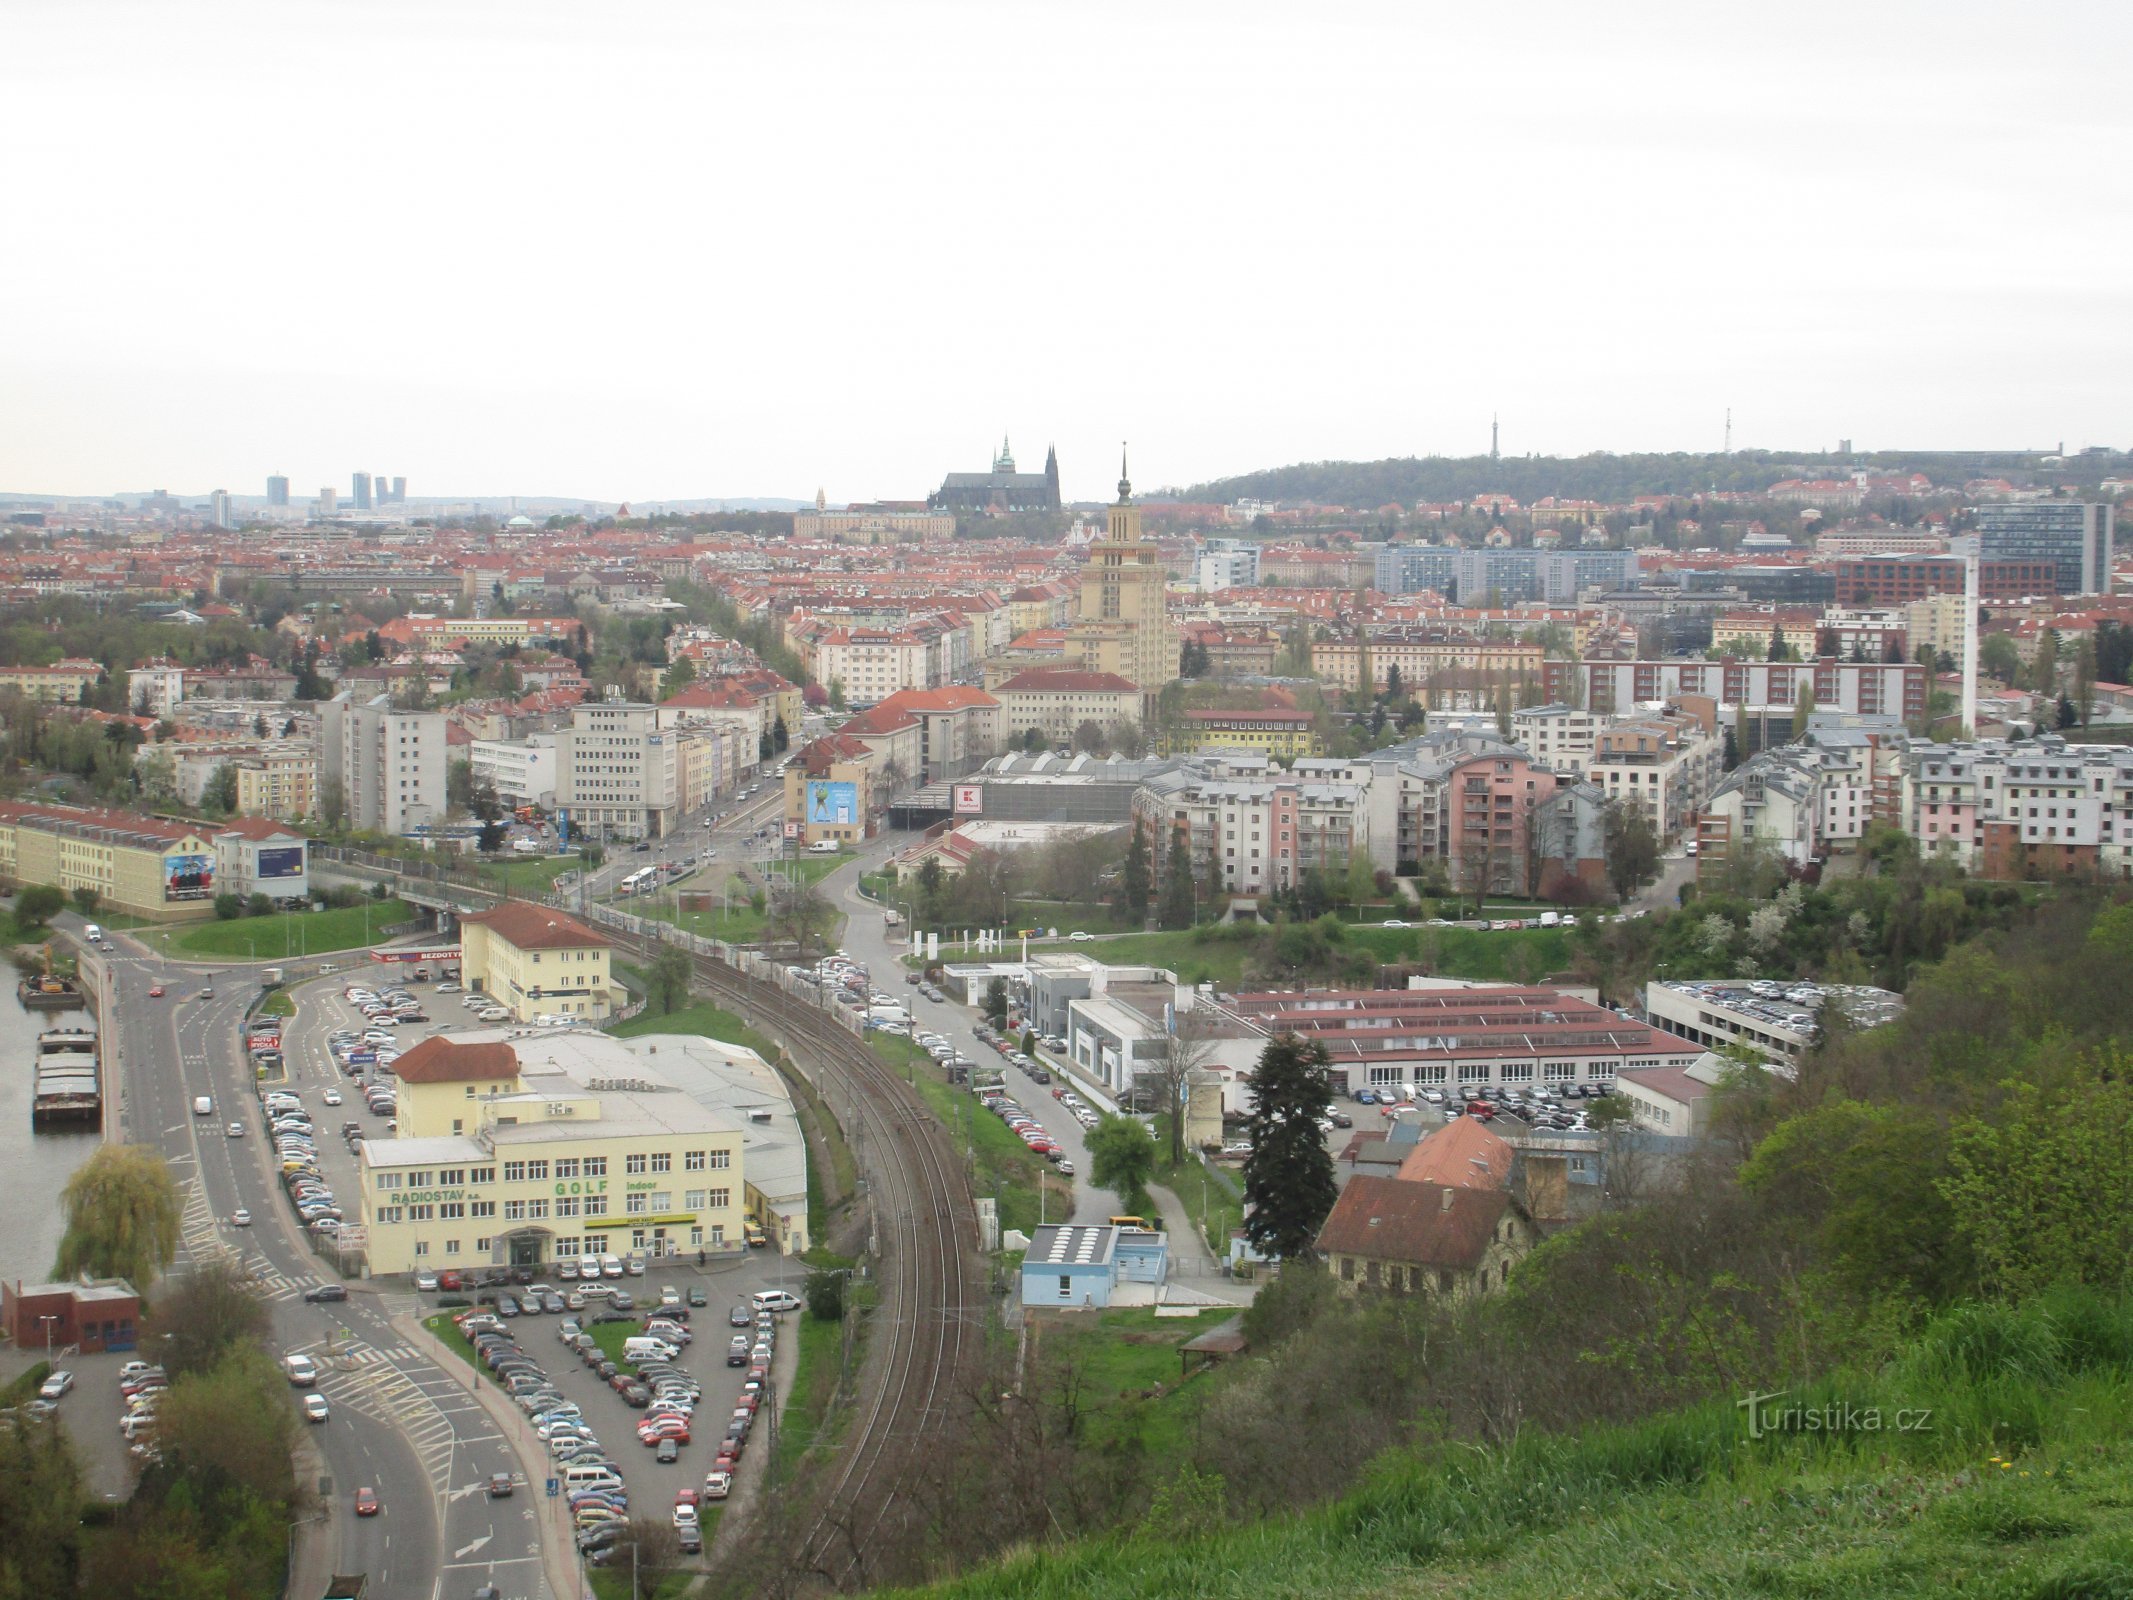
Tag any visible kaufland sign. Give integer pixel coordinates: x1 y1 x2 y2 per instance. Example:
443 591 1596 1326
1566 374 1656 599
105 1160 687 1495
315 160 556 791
953 784 983 814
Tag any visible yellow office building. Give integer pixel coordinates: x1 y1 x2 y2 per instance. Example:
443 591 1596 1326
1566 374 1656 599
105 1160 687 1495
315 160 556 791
459 902 615 1023
358 1032 768 1275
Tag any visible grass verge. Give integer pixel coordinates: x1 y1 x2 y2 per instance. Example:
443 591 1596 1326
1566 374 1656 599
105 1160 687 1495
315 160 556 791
869 1033 1067 1238
773 1305 853 1479
149 900 417 960
258 989 296 1018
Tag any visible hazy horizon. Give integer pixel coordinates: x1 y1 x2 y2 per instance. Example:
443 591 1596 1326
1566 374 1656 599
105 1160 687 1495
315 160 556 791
5 0 2128 503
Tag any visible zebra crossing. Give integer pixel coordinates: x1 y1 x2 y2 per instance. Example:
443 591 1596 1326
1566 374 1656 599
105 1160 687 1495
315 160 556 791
301 1335 502 1490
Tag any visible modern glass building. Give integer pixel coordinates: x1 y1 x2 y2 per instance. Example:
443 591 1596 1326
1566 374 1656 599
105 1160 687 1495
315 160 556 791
1976 502 2115 595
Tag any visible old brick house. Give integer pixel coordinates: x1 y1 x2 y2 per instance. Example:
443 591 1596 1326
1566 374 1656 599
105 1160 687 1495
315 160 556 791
1315 1176 1540 1299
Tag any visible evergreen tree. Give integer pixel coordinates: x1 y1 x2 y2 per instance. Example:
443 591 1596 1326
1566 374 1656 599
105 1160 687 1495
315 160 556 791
1241 1035 1339 1261
1159 830 1196 929
1118 820 1152 925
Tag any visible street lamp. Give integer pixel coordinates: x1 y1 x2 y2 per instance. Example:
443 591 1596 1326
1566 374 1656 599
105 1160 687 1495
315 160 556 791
36 1314 58 1367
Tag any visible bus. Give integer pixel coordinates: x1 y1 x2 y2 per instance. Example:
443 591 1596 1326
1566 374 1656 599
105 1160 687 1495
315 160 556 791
618 866 659 897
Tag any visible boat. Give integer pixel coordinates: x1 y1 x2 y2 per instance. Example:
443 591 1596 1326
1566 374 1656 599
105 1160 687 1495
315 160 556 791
19 944 85 1009
32 1025 101 1128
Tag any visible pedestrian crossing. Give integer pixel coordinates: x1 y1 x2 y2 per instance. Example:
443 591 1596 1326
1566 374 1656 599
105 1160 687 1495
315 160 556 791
300 1334 502 1491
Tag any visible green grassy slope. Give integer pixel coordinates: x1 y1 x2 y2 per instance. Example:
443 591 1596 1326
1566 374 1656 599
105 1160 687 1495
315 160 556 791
878 1292 2133 1600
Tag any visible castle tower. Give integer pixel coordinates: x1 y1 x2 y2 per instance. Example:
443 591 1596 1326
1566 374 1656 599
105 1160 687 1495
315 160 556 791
1043 443 1060 510
1070 443 1177 713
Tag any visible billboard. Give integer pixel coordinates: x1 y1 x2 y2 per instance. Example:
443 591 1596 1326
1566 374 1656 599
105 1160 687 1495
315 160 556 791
805 780 858 827
256 845 306 880
164 852 213 901
953 783 983 815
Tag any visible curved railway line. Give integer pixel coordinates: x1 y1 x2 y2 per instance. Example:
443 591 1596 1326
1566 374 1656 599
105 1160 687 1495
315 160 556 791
606 924 979 1588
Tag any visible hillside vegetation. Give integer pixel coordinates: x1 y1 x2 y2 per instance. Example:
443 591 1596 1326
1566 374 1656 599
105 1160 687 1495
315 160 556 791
882 1289 2133 1600
813 885 2133 1598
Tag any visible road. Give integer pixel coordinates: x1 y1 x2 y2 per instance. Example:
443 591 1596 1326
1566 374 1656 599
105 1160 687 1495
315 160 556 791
77 919 550 1600
822 841 1126 1227
562 792 787 909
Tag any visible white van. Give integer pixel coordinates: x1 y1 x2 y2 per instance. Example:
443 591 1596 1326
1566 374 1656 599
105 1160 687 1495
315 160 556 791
82 923 103 943
808 839 839 855
751 1289 804 1315
598 1253 623 1279
624 1336 680 1365
193 1096 213 1116
578 1253 602 1280
562 1462 624 1491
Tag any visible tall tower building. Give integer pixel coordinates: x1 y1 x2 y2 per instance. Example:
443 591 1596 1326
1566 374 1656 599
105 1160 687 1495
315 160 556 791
390 476 406 504
1975 501 2115 595
1068 446 1177 712
352 471 373 511
266 474 289 507
208 489 233 529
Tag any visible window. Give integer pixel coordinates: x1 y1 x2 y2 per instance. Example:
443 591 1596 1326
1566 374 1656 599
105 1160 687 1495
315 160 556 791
556 1196 580 1218
377 1206 404 1224
439 1168 465 1186
1058 1275 1073 1299
650 1153 671 1173
503 1161 526 1183
555 1159 580 1180
584 1157 607 1177
526 1160 549 1181
527 1199 549 1219
375 1172 402 1190
407 1170 432 1188
685 1190 707 1210
408 1204 434 1222
413 1240 429 1257
471 1200 495 1219
440 1201 465 1219
504 1200 526 1221
470 1166 494 1184
625 1154 647 1175
627 1193 648 1214
705 1187 730 1210
585 1194 608 1216
684 1151 706 1172
475 1236 491 1252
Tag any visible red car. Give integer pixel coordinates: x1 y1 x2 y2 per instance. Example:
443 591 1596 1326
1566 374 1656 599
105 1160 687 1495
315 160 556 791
148 986 165 998
354 1487 379 1517
436 1270 464 1291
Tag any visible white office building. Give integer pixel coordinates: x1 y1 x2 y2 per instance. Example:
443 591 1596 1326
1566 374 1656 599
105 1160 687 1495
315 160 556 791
322 693 446 834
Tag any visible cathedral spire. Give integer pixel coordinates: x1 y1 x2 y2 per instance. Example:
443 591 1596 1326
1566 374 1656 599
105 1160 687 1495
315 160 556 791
1117 442 1131 504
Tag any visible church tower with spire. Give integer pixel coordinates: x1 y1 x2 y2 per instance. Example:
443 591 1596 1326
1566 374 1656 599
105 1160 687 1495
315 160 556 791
1069 442 1177 713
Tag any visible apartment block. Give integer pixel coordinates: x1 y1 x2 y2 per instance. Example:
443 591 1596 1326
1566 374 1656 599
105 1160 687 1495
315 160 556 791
555 703 678 839
323 694 446 834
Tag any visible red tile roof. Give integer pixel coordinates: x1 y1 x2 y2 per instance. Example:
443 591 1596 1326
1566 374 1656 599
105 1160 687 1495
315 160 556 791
996 668 1141 695
876 686 999 713
389 1035 520 1085
1394 1117 1512 1189
461 902 610 952
1314 1176 1513 1270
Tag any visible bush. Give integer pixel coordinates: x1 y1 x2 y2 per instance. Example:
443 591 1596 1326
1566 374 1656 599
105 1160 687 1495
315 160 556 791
213 893 242 920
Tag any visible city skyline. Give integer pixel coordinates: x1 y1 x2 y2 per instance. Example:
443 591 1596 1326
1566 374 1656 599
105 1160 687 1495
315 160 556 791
5 1 2129 502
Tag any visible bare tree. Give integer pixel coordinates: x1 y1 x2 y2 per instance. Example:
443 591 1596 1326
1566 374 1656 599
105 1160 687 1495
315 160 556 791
1150 1003 1223 1167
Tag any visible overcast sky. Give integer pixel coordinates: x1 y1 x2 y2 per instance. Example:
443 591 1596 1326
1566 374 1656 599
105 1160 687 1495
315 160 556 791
4 0 2128 504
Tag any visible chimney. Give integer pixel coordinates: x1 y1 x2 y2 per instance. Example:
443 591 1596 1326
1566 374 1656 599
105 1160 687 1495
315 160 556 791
1440 1186 1454 1212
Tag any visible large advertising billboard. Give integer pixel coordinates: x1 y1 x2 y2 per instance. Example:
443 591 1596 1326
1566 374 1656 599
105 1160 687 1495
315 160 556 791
805 780 859 827
256 845 306 880
164 853 213 901
953 783 983 815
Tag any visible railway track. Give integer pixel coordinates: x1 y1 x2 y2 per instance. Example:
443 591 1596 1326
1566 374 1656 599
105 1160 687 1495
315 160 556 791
606 926 978 1588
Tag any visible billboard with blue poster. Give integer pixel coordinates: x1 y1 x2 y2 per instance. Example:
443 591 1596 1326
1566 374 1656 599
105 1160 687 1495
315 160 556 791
805 780 858 827
256 845 306 880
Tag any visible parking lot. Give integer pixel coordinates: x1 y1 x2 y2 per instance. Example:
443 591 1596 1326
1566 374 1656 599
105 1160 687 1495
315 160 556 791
430 1250 807 1554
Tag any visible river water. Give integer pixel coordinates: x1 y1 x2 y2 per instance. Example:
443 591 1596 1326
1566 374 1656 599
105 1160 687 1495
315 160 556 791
0 987 98 1287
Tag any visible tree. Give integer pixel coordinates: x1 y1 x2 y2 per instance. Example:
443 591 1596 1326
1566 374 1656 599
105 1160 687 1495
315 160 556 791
447 757 476 814
1602 803 1660 903
1159 831 1196 930
1086 1115 1157 1217
648 946 692 1014
1341 845 1375 912
764 877 836 954
1979 631 2022 686
661 655 698 697
70 886 100 916
477 817 508 854
2057 694 2079 730
983 976 1010 1030
213 892 243 920
1790 678 1816 740
200 762 239 813
827 677 846 712
1117 820 1152 925
14 883 63 926
621 1516 684 1584
1240 1035 1338 1261
1152 1005 1221 1167
1072 719 1109 755
0 1390 84 1595
805 1267 846 1322
2032 626 2061 695
2075 637 2098 726
146 1256 269 1378
1767 622 1789 662
54 1143 181 1291
246 892 272 918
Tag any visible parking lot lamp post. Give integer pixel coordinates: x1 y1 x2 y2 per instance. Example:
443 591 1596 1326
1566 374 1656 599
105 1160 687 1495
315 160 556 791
37 1314 57 1366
